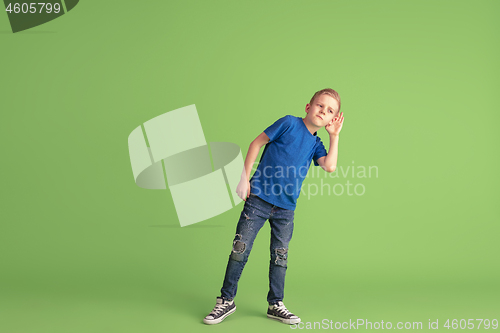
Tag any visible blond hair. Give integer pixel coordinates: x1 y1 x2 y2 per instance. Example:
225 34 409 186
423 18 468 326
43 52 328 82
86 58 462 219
310 88 341 114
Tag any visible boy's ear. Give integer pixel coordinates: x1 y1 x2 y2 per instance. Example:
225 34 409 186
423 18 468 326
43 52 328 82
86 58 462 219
305 103 310 112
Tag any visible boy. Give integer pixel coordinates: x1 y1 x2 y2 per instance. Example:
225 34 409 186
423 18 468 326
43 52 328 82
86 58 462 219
203 88 344 325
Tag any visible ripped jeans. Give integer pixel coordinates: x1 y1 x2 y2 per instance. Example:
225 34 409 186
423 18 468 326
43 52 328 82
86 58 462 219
220 193 295 304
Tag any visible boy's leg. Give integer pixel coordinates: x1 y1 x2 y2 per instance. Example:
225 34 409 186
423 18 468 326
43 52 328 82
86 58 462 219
220 194 272 300
267 207 295 304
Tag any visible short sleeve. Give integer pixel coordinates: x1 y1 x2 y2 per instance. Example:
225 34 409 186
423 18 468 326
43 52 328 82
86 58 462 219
313 139 327 166
263 115 292 142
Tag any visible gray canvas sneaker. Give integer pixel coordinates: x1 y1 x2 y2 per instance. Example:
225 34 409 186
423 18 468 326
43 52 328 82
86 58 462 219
203 297 236 325
267 301 301 324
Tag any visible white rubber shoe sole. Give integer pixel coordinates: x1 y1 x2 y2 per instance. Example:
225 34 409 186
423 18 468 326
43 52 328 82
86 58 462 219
267 313 301 325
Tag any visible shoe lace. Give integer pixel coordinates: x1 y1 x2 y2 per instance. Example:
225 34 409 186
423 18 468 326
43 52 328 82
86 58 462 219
211 302 229 316
275 303 294 317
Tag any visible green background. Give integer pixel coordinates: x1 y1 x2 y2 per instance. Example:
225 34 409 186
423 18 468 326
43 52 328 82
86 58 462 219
1 1 499 332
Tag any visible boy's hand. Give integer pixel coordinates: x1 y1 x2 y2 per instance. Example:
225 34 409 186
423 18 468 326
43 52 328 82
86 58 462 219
236 178 251 201
325 112 344 136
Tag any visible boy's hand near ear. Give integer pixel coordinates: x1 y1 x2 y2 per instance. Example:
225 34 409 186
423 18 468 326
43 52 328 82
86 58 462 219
325 112 344 136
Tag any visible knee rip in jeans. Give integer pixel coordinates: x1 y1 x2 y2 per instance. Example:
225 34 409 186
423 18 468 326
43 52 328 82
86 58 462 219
232 234 246 254
274 248 288 265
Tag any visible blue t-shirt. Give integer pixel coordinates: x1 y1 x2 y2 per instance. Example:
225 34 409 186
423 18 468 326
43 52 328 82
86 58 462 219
249 115 328 210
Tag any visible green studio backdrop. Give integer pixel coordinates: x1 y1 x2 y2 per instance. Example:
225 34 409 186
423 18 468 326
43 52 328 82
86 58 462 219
0 1 499 332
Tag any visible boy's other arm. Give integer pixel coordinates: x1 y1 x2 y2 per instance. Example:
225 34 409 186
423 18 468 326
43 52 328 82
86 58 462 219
236 132 270 201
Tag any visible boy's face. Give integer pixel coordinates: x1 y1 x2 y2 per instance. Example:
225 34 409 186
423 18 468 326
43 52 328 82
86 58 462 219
305 94 340 128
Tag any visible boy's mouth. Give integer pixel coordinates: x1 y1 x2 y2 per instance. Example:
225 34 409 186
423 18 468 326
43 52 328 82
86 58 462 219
317 115 323 120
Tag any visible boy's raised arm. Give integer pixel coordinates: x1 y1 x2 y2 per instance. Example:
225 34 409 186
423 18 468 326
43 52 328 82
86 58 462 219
317 111 344 173
236 132 270 201
316 133 340 173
